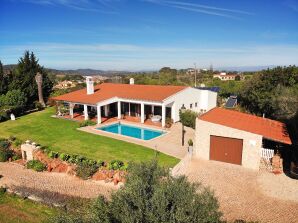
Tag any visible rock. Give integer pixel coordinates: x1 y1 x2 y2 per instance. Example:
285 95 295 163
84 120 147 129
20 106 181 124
28 195 43 202
92 170 108 181
113 178 119 185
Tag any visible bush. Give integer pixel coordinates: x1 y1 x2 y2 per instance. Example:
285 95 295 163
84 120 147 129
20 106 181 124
0 187 6 195
34 101 44 111
12 153 22 161
0 139 10 150
26 160 46 172
13 138 23 148
0 110 9 122
8 135 16 141
59 153 70 161
52 160 222 223
79 120 96 127
97 160 104 167
76 162 98 180
188 139 193 146
48 151 59 159
108 160 124 170
180 109 198 129
0 143 13 162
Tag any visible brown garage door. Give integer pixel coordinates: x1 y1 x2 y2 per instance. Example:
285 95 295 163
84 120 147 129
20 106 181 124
210 135 243 165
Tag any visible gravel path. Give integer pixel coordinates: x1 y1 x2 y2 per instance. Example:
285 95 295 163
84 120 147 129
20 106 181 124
0 162 117 199
185 158 298 223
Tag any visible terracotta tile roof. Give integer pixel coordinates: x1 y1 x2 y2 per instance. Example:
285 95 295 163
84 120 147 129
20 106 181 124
51 83 188 105
199 107 291 145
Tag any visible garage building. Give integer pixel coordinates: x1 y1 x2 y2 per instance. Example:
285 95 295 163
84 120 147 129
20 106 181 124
194 108 292 170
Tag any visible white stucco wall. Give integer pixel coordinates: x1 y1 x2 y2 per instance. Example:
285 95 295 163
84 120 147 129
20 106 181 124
164 88 217 122
194 119 263 170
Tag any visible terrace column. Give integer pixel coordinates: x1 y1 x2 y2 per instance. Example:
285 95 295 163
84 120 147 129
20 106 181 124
117 101 121 119
172 102 176 122
128 103 131 116
84 105 88 120
104 105 108 117
141 103 145 123
69 103 74 119
161 104 166 128
97 105 101 124
151 105 154 115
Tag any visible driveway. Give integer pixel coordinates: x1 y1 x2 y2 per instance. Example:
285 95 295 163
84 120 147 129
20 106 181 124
183 158 298 223
0 162 117 199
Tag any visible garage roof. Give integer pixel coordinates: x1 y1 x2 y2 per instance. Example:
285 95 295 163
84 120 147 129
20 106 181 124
199 107 291 145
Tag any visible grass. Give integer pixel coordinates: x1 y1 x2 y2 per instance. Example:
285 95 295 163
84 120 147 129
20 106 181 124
0 107 179 167
0 192 57 223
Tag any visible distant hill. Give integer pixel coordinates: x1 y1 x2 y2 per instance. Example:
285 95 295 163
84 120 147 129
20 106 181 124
3 65 133 76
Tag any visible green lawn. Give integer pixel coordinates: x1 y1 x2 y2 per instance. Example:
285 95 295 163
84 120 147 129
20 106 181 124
0 108 178 167
0 192 57 223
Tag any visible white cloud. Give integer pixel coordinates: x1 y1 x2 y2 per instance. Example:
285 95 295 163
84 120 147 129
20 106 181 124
143 0 252 19
0 43 297 70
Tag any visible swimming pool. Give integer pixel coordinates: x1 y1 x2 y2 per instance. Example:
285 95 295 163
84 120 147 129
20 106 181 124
97 123 164 140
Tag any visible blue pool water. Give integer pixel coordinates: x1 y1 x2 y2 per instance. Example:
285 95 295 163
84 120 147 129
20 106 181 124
97 123 164 140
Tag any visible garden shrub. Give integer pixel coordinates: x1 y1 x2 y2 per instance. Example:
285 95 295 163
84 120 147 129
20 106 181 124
12 153 22 161
48 151 59 159
0 142 13 162
34 101 44 111
8 135 16 141
97 160 105 167
0 187 6 195
13 138 23 148
108 160 124 170
120 163 129 171
179 109 198 129
79 120 96 127
51 160 222 223
0 139 10 150
0 109 9 122
59 153 70 161
26 160 46 172
76 162 98 180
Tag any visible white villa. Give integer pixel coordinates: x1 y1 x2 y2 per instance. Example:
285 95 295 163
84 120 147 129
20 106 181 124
52 77 217 127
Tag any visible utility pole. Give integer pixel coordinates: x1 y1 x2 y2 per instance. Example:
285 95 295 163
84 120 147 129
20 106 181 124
194 63 197 87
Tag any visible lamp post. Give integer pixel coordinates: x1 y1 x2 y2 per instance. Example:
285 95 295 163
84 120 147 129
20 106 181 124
180 105 186 146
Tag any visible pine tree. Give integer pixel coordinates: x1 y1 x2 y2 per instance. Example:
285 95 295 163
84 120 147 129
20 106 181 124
9 51 53 108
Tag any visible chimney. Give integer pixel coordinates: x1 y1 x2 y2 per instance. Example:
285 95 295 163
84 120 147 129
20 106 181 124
129 78 135 85
86 76 94 95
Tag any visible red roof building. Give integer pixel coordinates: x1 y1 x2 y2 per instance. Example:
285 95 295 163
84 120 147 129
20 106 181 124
199 107 291 145
51 78 218 127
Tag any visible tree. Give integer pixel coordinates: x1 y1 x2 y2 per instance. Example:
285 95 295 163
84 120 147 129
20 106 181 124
9 51 53 108
0 60 8 95
159 67 178 85
51 160 222 223
0 90 27 107
239 66 298 118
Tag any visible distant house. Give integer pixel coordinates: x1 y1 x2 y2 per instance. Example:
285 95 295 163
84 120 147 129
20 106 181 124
194 108 291 170
213 72 242 81
52 77 217 127
54 80 76 89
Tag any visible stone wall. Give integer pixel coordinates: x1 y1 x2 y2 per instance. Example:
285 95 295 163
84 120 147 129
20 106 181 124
194 119 263 170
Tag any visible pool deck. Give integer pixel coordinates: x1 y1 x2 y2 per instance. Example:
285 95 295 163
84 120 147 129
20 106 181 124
79 121 194 159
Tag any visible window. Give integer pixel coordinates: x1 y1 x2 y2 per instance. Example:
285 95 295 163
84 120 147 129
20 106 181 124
190 104 193 109
195 102 198 107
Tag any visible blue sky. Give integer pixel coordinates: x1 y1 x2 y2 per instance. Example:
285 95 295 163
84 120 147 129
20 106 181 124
0 0 298 70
